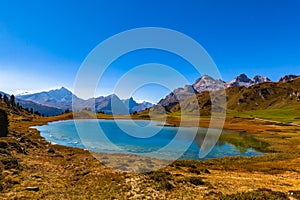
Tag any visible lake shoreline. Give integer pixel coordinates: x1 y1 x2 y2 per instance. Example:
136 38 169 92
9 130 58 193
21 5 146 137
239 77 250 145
32 117 264 161
2 110 299 198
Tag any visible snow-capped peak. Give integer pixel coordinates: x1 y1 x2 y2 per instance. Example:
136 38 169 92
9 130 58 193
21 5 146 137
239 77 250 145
192 75 225 92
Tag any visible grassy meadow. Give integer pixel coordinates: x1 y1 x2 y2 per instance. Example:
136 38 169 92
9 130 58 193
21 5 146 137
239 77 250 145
0 104 300 199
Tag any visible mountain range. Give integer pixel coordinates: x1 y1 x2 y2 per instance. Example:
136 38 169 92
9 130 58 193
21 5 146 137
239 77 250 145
158 74 298 109
1 73 298 116
169 75 300 115
14 87 153 116
0 92 64 116
192 74 272 93
158 75 300 116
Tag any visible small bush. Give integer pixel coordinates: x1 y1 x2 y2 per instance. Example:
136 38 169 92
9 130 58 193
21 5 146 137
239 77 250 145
172 160 201 168
188 168 201 174
0 156 19 169
146 171 174 190
187 177 205 186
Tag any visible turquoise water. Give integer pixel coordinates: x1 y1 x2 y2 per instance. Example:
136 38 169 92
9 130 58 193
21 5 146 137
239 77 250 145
32 119 263 160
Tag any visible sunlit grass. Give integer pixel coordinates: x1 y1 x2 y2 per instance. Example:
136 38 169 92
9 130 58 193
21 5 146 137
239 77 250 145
227 105 300 123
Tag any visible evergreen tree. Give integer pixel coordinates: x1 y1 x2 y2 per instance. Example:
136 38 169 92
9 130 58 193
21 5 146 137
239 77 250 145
30 108 34 114
0 93 2 100
3 95 9 105
10 94 16 107
34 111 41 116
0 109 9 137
64 109 71 113
16 103 22 110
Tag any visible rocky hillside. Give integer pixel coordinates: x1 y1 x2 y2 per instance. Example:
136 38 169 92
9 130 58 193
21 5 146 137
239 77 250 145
162 76 300 114
158 85 198 111
0 92 64 116
226 77 300 111
0 97 41 120
158 74 298 110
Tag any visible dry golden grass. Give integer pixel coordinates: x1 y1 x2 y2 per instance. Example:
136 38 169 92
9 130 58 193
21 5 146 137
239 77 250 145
0 110 299 199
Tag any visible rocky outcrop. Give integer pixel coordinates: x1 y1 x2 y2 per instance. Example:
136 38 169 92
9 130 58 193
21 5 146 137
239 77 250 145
278 75 298 83
252 75 271 84
158 85 198 110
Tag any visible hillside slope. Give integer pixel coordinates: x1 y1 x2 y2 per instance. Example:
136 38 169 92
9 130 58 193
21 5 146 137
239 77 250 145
166 77 300 115
226 77 300 111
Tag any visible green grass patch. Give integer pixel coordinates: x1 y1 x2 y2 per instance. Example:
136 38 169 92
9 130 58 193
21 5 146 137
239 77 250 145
227 105 300 123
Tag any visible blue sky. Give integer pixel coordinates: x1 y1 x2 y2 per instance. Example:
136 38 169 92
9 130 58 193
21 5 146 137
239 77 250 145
0 0 300 102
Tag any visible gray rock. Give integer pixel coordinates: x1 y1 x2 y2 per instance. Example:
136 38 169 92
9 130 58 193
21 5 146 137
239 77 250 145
25 186 39 191
46 148 55 153
17 137 25 143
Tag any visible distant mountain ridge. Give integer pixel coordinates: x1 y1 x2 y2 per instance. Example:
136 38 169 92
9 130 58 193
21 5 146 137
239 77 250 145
192 74 272 93
17 87 83 110
3 73 299 116
0 92 64 116
16 87 152 115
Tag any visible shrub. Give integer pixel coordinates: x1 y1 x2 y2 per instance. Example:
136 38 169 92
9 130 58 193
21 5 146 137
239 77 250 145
187 176 205 186
146 171 174 190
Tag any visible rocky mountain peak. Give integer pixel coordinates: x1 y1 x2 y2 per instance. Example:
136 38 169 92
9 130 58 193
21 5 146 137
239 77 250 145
252 75 271 84
236 74 252 82
123 97 139 108
192 75 225 93
278 74 298 83
226 74 253 87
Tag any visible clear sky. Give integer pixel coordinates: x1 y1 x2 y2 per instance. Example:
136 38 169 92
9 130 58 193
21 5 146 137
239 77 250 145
0 0 299 103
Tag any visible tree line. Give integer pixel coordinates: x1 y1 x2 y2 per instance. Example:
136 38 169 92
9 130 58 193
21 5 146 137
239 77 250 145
0 93 42 116
0 93 44 137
